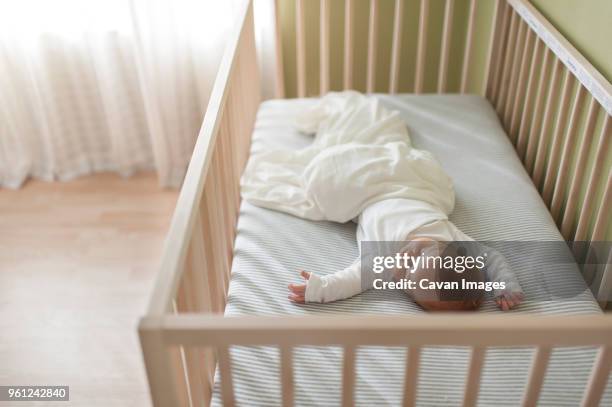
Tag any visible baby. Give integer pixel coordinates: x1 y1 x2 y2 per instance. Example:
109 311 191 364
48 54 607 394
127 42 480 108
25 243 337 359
288 198 524 311
240 91 523 311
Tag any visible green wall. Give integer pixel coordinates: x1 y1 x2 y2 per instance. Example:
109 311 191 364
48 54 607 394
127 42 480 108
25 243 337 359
278 0 611 97
530 0 612 82
278 0 495 98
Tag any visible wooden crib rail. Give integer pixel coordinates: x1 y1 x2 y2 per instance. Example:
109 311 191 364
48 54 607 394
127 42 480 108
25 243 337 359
488 0 611 245
141 313 612 407
145 1 259 317
146 314 612 347
140 1 259 405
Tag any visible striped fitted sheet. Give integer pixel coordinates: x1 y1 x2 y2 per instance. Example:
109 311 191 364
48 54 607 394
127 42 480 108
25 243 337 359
211 95 610 406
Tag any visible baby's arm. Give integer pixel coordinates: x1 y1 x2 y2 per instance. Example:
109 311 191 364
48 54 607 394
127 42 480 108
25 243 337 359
482 248 524 310
449 227 523 310
288 259 363 303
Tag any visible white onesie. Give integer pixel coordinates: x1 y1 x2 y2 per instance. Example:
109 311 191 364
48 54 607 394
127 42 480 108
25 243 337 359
305 198 523 303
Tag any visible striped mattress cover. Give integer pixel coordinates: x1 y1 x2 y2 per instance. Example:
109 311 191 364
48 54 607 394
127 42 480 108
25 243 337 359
211 95 610 406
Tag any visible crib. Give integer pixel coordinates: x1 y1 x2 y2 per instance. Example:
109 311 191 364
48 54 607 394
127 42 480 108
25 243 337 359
139 0 612 406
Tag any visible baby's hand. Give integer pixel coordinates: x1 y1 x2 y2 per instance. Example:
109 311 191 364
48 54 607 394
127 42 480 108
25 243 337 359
495 291 524 311
288 270 310 303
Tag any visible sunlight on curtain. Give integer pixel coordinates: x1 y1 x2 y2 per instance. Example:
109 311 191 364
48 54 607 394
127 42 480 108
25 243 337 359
0 0 244 188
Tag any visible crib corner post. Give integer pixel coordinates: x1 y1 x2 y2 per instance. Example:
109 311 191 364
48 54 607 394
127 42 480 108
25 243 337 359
139 317 181 407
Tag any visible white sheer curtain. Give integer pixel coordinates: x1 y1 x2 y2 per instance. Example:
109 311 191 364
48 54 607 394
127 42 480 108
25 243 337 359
0 0 249 188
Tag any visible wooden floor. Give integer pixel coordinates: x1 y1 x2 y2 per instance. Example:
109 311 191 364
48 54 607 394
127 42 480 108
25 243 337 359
0 173 177 406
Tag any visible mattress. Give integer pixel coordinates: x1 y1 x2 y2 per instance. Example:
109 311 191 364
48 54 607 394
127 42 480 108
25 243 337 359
211 95 609 406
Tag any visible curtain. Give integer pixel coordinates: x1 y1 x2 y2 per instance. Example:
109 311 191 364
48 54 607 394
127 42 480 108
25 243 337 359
0 0 250 188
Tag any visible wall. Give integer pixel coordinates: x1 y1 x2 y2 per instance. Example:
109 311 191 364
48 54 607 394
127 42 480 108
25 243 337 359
277 0 496 98
530 0 612 82
276 0 611 97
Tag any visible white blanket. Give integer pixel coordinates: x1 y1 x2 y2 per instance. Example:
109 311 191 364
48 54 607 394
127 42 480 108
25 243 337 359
240 91 455 223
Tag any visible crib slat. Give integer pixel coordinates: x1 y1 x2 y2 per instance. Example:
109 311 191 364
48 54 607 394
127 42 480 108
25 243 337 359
438 0 454 93
490 2 511 103
561 98 599 239
485 0 503 98
591 168 611 242
503 20 527 127
217 127 237 257
496 10 518 115
460 0 477 94
516 39 543 155
524 48 553 168
210 154 231 295
542 72 575 200
342 346 356 407
366 0 379 93
180 340 208 406
241 10 261 137
180 317 215 407
462 346 485 407
274 0 285 98
510 29 535 138
532 59 563 184
170 302 195 407
344 0 354 90
169 344 192 407
200 192 226 313
176 269 213 403
581 346 612 407
280 347 294 407
296 0 306 97
389 0 404 94
222 110 240 211
550 85 587 220
190 212 213 313
522 346 551 406
415 0 429 94
597 252 612 309
402 346 421 407
218 346 235 407
187 346 214 406
320 0 330 95
229 55 245 171
575 115 610 241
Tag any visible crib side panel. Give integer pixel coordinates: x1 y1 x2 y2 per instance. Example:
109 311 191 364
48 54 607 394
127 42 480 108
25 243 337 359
486 0 612 306
139 1 260 405
488 0 611 241
274 0 494 97
149 313 612 407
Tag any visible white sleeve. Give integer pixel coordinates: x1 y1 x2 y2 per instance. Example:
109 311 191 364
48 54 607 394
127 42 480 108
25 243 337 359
305 259 364 303
451 227 523 298
482 249 523 297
